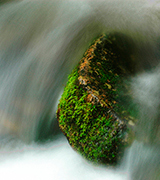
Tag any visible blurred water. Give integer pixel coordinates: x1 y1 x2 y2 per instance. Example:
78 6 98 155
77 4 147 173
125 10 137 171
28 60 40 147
0 136 128 180
0 0 159 179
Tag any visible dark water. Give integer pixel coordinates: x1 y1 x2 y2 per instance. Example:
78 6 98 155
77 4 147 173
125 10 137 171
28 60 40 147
0 0 159 179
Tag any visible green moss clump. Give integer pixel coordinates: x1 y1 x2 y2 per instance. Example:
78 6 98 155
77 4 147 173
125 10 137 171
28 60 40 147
57 34 136 165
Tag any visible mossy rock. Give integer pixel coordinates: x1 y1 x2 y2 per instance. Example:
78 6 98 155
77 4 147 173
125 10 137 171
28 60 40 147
57 34 137 165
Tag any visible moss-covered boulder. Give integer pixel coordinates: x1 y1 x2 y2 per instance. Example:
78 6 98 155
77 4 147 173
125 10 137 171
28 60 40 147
57 34 137 165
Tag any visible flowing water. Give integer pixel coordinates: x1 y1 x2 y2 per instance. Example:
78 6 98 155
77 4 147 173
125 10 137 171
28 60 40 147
0 0 160 179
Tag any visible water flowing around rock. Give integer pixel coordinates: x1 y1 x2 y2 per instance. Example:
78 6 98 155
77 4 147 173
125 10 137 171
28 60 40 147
0 0 159 179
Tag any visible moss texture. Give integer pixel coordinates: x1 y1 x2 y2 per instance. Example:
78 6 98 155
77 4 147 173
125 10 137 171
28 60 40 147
57 34 136 165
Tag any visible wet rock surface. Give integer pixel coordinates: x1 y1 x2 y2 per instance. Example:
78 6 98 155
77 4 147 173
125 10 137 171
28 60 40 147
57 34 136 165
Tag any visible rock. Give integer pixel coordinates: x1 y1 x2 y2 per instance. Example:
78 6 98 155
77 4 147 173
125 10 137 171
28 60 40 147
57 34 137 165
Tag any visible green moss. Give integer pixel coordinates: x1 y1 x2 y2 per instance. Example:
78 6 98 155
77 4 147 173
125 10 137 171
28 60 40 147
57 34 136 165
57 69 127 165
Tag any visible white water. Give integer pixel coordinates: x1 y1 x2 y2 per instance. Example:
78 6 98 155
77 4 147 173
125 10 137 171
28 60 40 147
0 0 159 179
0 137 128 180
